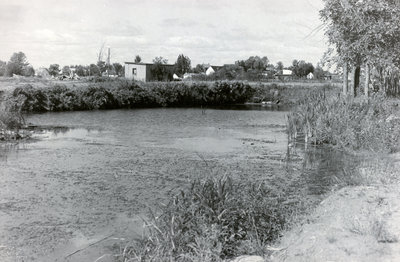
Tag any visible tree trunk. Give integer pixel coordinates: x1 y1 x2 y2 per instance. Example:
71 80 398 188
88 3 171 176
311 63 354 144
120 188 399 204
364 63 370 96
351 65 360 97
343 63 348 95
350 66 356 96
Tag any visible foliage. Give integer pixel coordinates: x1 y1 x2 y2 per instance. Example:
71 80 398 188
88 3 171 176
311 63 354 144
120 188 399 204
175 54 191 77
134 55 142 63
48 64 60 77
5 52 29 76
112 62 124 76
291 60 314 78
89 64 101 76
4 81 256 113
235 56 269 72
321 0 400 95
0 60 6 76
287 91 400 152
151 57 172 81
120 176 294 261
62 65 71 76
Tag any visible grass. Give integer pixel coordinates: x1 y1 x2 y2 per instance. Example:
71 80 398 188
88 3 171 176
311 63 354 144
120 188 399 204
116 175 303 261
287 91 400 153
0 91 25 140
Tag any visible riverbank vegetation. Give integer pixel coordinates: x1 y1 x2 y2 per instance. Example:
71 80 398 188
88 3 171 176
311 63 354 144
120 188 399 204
1 78 339 113
0 94 25 140
117 175 304 261
287 91 400 153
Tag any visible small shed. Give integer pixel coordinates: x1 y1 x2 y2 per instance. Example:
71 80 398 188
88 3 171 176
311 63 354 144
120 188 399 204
307 72 314 79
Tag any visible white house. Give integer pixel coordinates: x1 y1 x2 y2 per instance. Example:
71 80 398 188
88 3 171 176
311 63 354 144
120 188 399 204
307 72 314 79
206 66 215 76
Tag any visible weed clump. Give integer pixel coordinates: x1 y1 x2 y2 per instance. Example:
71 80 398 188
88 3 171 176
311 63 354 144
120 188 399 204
120 176 296 261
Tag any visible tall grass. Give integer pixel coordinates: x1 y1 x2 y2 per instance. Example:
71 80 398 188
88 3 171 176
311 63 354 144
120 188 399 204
287 91 400 153
0 92 25 140
118 176 300 261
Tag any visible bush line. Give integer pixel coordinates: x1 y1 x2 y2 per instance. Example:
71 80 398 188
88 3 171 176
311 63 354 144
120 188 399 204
5 81 256 112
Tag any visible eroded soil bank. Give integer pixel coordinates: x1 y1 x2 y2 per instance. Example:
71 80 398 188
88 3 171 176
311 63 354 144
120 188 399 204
270 153 400 262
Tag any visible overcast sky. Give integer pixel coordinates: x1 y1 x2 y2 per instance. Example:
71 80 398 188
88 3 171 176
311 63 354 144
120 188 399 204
0 0 327 68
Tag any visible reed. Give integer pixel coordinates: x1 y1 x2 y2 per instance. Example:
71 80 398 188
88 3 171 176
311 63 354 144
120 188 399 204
287 91 400 152
117 175 300 261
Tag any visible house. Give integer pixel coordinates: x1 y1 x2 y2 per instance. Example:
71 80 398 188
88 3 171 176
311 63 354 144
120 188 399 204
275 69 293 80
124 62 175 82
201 64 222 76
307 72 314 79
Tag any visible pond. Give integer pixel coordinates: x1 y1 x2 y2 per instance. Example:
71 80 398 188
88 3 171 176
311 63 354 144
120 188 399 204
0 106 359 261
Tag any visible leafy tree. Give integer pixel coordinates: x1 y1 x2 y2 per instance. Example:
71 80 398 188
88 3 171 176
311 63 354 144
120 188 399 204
113 63 123 76
151 57 170 81
89 64 101 76
48 64 60 77
97 61 107 74
0 60 6 76
6 52 29 76
62 66 71 76
276 61 284 72
313 65 326 79
134 55 142 63
321 0 400 95
75 65 87 76
193 64 205 74
23 66 35 77
291 60 314 78
215 64 244 80
174 54 191 77
236 56 269 72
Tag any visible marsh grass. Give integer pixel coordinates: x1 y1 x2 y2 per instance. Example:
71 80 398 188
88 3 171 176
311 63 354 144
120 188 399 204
0 94 25 140
116 175 302 261
287 91 400 153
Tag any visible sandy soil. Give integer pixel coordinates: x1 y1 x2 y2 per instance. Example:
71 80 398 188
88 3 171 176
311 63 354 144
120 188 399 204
271 153 400 262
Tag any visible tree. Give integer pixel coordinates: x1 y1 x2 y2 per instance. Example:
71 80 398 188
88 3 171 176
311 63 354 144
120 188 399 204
97 61 107 74
62 66 71 76
236 56 269 72
321 0 400 95
0 60 6 76
134 55 142 63
89 64 101 76
48 64 60 77
23 66 35 77
6 52 29 76
193 64 205 74
75 65 87 76
276 61 284 72
113 63 124 76
174 54 191 77
215 64 244 80
151 57 170 81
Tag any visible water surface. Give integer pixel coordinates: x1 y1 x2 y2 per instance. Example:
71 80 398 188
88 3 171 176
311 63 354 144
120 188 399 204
0 107 356 261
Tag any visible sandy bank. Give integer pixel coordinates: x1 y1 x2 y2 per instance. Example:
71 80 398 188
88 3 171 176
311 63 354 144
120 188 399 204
271 182 400 262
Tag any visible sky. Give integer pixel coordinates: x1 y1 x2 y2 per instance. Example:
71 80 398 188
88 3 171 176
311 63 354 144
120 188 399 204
0 0 327 68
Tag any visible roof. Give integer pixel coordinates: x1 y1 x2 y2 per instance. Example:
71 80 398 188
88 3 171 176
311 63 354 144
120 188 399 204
124 62 175 67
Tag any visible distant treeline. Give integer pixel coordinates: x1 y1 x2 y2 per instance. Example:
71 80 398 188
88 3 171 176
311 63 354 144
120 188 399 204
3 80 256 113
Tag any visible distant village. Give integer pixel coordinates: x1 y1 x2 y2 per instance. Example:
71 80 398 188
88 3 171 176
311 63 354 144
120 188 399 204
0 50 339 83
